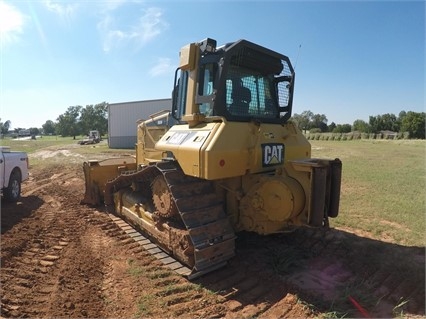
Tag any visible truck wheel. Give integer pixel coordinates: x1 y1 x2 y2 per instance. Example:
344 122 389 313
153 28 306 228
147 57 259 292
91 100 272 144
4 171 21 203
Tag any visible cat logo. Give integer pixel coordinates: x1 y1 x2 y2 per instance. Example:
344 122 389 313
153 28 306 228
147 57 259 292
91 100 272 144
262 143 285 167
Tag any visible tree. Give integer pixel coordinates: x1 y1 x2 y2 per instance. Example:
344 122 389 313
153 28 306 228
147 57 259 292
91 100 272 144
400 111 425 139
369 113 398 133
292 111 309 133
291 113 303 130
0 119 11 134
398 111 407 128
291 110 313 133
352 119 370 133
80 102 108 136
292 111 329 132
311 113 328 132
56 106 82 139
328 122 336 132
42 120 56 135
54 102 108 138
29 127 40 136
333 124 352 133
382 113 399 131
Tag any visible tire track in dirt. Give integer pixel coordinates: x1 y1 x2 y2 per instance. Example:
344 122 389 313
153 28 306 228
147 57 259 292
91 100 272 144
1 166 106 317
1 203 72 317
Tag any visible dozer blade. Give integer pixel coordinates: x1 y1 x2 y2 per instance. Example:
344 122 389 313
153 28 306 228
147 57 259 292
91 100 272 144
81 157 137 206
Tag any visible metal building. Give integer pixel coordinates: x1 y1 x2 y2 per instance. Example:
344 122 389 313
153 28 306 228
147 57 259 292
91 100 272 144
108 98 172 149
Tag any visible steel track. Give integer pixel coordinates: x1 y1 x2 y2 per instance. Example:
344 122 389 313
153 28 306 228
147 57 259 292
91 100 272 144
104 160 236 280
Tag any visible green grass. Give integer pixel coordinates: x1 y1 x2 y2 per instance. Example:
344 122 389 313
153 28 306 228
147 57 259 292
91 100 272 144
1 136 135 167
127 259 146 277
311 139 425 247
136 294 153 317
0 135 131 154
0 135 78 153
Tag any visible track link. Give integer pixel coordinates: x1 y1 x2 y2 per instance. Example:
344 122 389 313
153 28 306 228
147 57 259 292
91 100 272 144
105 160 236 279
108 214 194 276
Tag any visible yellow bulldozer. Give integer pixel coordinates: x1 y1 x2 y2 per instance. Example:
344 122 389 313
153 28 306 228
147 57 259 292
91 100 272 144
81 38 342 278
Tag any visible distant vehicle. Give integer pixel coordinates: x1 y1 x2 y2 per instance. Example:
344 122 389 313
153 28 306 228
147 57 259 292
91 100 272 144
78 130 101 145
0 146 29 202
18 129 31 137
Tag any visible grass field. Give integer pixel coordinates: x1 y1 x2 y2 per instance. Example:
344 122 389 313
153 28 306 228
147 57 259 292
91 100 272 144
311 139 425 247
0 135 132 165
2 136 425 247
0 135 78 153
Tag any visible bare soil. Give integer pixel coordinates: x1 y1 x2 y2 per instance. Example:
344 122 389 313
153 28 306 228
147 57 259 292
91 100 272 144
1 147 425 318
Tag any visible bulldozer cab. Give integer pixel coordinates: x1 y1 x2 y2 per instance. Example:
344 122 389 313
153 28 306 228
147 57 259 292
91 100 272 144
171 38 295 126
155 38 311 180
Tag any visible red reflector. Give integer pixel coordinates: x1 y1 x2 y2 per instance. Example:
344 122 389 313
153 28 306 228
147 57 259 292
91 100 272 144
219 159 225 167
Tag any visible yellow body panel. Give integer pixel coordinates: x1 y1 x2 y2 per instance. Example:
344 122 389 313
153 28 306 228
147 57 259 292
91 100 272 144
153 118 341 235
156 120 311 180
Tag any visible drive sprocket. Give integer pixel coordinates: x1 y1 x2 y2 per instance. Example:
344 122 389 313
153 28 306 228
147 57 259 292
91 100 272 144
152 175 178 218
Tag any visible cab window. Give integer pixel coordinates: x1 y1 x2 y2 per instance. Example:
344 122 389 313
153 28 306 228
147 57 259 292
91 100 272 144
198 63 216 116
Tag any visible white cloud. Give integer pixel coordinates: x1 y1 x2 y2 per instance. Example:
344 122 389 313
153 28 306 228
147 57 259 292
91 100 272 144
100 0 128 12
149 58 173 77
0 1 26 45
135 7 167 44
42 0 79 19
98 6 168 52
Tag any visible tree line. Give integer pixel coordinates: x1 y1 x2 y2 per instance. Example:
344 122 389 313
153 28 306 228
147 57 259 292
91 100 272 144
1 105 425 139
1 102 108 139
52 102 108 139
291 110 425 139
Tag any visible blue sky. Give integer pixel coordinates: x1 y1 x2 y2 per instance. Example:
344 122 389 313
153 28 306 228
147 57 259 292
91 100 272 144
0 0 424 129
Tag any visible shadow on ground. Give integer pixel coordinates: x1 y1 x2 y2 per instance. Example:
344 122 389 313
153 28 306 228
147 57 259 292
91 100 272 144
196 227 425 318
1 195 44 234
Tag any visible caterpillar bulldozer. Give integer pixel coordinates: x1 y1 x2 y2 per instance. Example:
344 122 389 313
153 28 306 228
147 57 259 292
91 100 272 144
81 38 342 278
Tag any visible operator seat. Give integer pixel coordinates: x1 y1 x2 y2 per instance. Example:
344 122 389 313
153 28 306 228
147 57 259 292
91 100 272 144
230 86 251 116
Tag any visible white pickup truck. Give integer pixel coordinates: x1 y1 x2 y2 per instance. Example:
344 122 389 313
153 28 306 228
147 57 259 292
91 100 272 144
0 146 29 202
